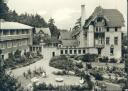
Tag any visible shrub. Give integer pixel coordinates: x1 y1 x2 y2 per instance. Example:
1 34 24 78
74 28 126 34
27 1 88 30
86 63 92 69
110 58 117 63
33 82 88 91
76 62 83 69
52 70 67 76
91 72 103 81
75 54 98 62
99 56 109 63
49 55 74 71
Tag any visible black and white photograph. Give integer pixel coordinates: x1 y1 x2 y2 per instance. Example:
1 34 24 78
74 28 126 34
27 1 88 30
0 0 128 91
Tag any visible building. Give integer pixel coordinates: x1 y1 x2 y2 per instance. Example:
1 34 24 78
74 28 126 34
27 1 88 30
0 19 33 59
35 27 51 37
58 5 124 60
71 6 124 59
33 5 124 60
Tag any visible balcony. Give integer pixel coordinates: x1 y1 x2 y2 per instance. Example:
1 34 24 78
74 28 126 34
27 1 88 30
0 34 30 41
95 40 105 48
95 44 104 48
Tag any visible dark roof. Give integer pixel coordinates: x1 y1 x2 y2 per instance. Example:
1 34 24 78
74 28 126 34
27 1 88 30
61 39 79 47
71 6 125 37
60 31 72 40
84 6 125 28
45 37 60 44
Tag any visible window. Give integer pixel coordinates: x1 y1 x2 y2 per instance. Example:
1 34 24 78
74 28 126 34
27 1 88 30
70 50 72 54
7 41 12 48
61 50 63 55
107 28 109 32
96 27 98 32
10 30 15 35
33 47 35 51
74 50 77 54
3 30 9 35
114 37 118 45
65 50 68 54
83 50 86 54
16 30 20 34
0 42 4 49
78 50 81 54
110 48 114 55
106 37 110 45
39 47 42 52
0 30 2 35
30 47 32 51
22 30 25 34
2 55 4 59
115 27 118 32
99 27 101 32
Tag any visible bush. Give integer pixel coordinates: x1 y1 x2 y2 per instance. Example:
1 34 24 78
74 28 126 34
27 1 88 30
75 54 98 62
91 72 103 81
49 55 74 71
52 70 67 76
99 56 109 63
86 63 92 69
33 82 88 91
69 55 76 58
110 58 117 63
76 62 83 69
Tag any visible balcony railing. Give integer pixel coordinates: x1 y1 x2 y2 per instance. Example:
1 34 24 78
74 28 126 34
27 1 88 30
0 34 30 41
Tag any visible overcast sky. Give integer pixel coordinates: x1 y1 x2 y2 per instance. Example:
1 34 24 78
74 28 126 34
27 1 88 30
8 0 127 31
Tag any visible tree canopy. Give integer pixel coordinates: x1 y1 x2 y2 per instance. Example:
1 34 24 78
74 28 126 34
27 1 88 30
0 1 48 28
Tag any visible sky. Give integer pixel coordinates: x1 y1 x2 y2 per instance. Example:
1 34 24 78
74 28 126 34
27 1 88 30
7 0 127 31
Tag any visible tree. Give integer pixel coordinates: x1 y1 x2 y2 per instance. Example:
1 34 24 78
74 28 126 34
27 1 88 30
48 18 60 38
0 0 9 19
0 50 22 91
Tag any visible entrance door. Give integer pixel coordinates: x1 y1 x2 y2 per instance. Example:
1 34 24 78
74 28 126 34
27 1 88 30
98 48 102 55
52 52 55 57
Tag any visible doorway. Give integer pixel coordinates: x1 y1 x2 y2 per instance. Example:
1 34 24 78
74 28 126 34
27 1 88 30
98 48 102 56
52 52 55 57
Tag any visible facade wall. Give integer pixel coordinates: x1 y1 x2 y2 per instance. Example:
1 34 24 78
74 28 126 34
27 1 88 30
87 25 94 47
2 45 29 59
101 28 122 59
41 47 60 59
0 29 32 59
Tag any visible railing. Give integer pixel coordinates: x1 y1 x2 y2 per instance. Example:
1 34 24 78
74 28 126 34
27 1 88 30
0 34 30 41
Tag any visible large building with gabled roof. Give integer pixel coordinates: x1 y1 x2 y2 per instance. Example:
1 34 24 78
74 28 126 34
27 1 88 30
70 6 124 59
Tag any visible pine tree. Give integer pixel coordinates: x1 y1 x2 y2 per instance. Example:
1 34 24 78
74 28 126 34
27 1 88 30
0 0 9 19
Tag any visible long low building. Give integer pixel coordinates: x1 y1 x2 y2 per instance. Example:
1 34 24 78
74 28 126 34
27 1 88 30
0 19 33 59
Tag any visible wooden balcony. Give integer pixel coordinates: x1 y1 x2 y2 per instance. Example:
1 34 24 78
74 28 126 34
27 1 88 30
0 34 30 41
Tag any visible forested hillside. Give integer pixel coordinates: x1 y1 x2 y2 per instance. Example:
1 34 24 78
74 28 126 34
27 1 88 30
0 0 48 28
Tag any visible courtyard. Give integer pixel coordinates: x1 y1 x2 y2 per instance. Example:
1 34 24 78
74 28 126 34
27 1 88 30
11 56 81 90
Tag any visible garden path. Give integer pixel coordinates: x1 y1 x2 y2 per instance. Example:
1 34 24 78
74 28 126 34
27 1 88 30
12 56 80 87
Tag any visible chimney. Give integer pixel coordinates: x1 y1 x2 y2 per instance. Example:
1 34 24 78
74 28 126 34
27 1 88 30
81 5 86 30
